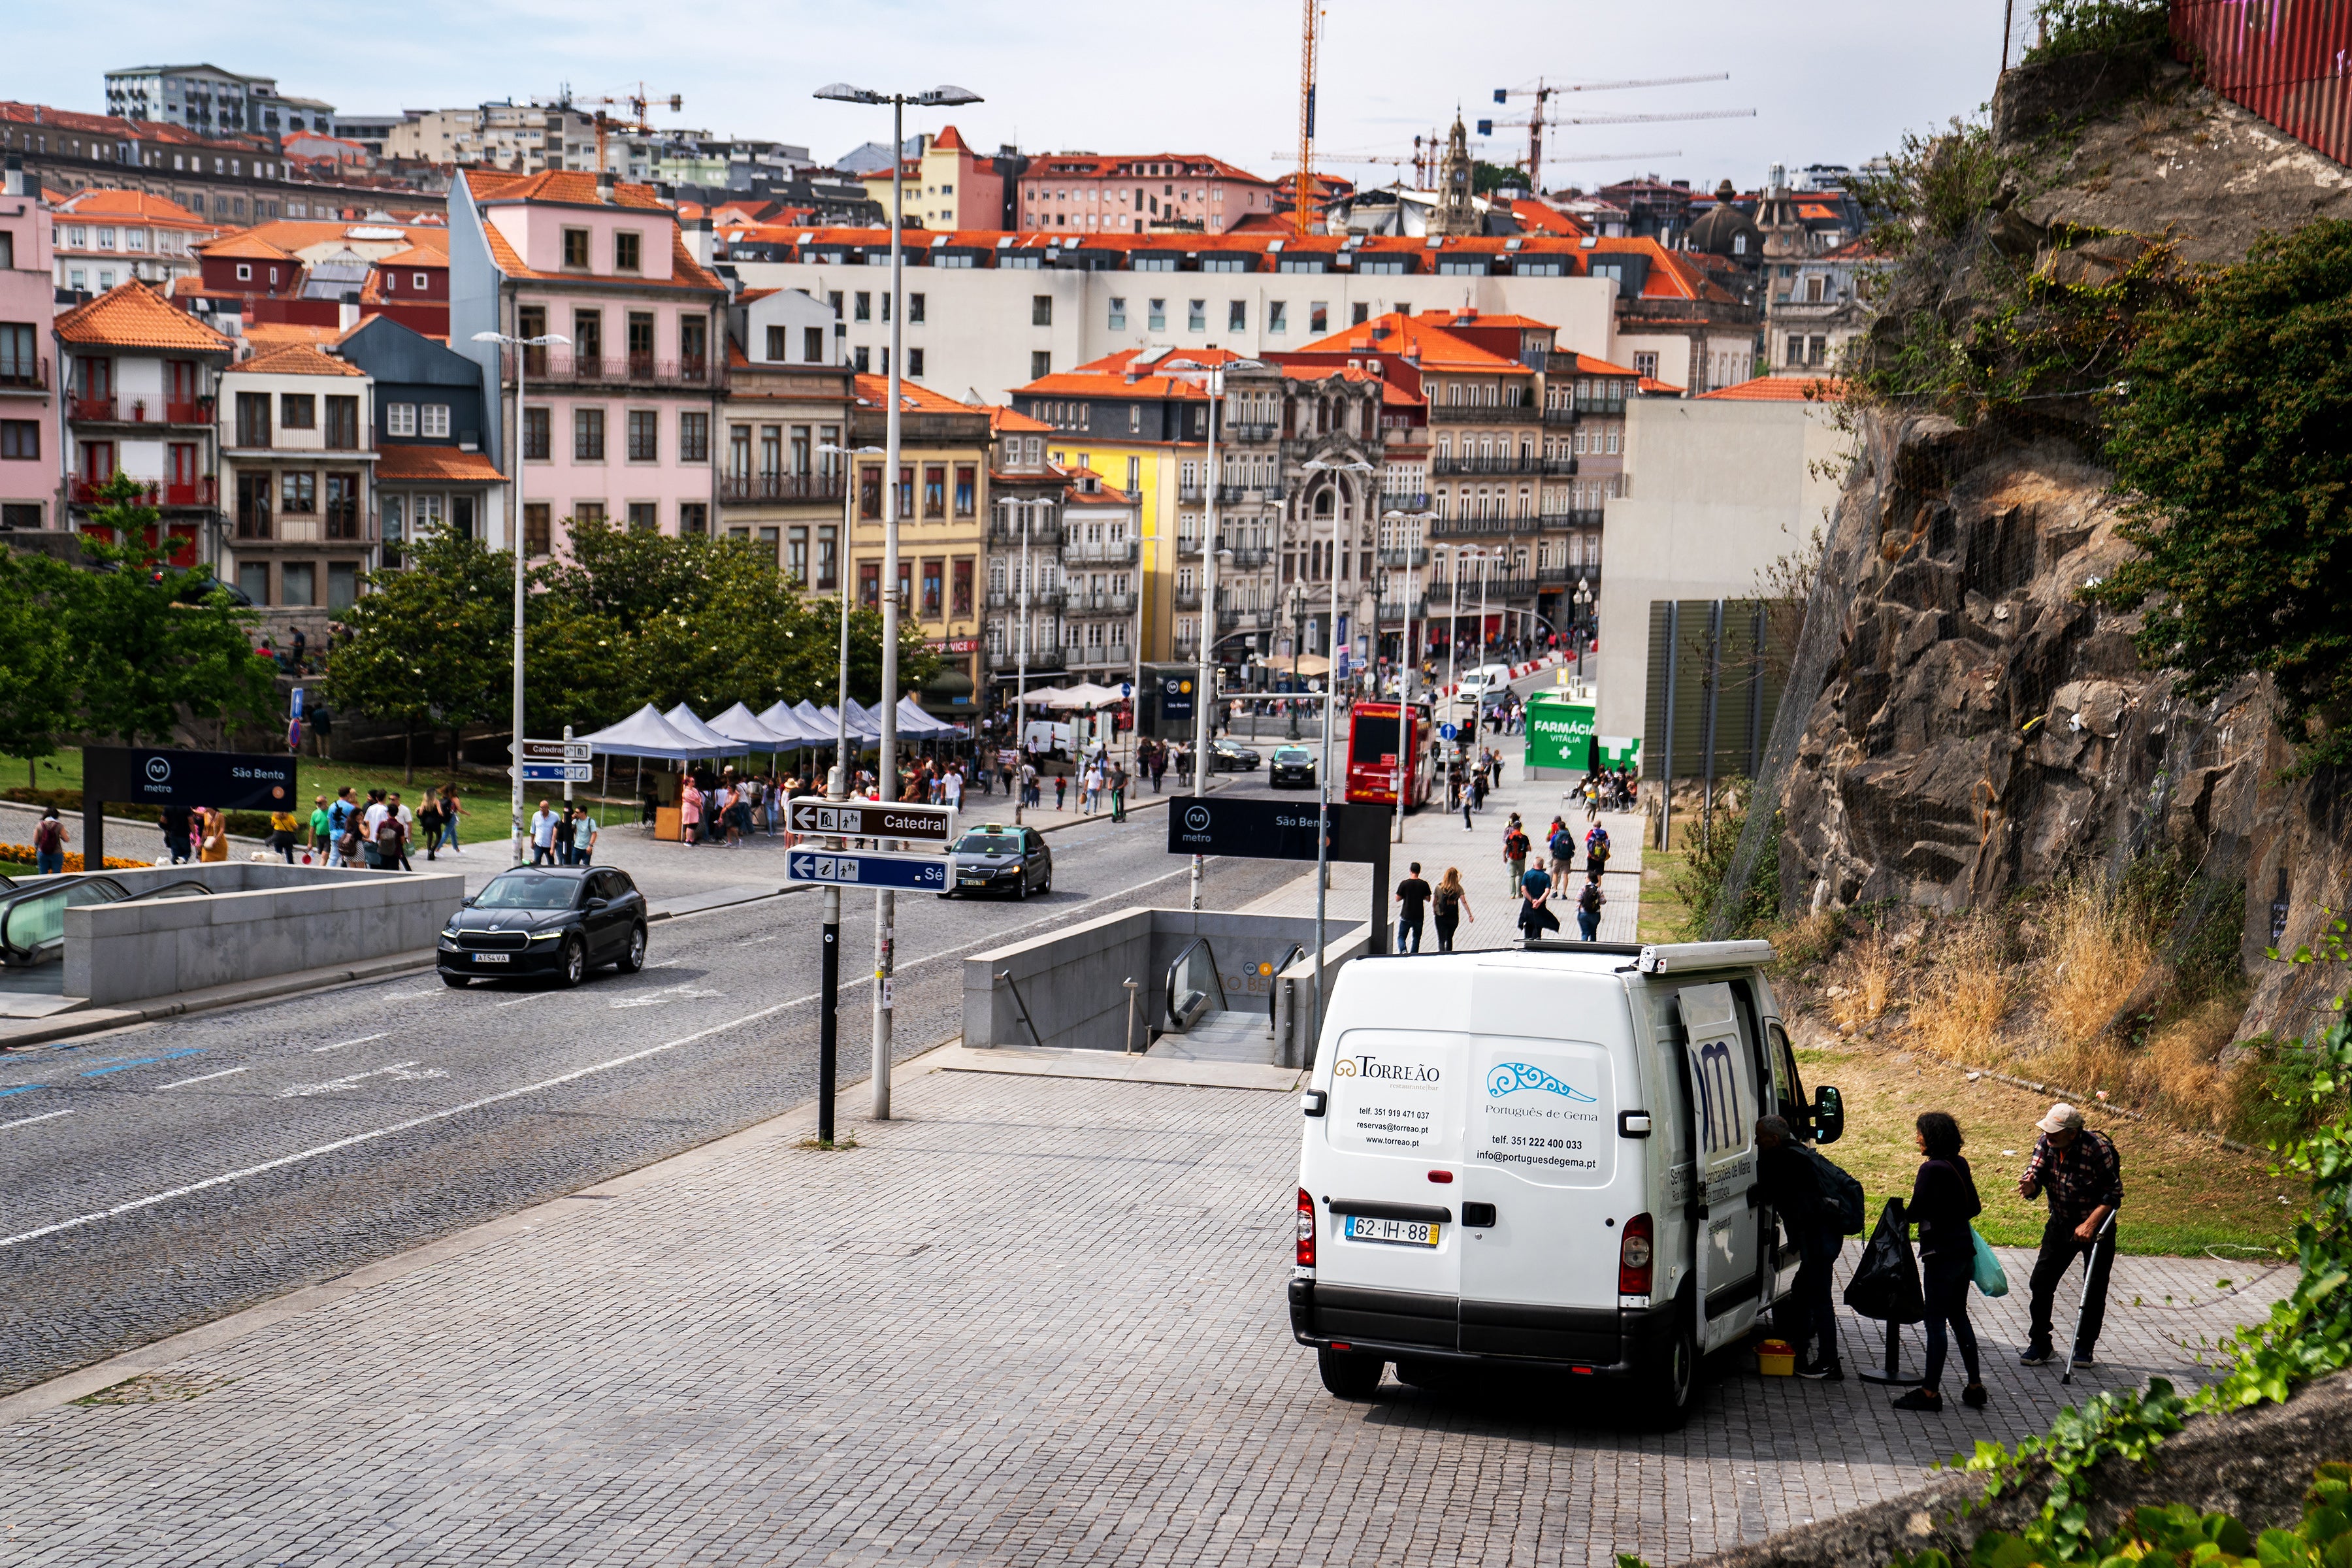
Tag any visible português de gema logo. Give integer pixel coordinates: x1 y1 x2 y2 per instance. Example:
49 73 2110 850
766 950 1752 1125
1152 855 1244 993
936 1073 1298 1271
1487 1062 1596 1101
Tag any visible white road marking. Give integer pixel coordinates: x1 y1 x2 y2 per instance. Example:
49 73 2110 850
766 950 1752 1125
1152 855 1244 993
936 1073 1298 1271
159 1067 250 1090
280 1062 449 1098
1 1109 75 1132
379 990 435 1001
313 1032 390 1054
0 859 1207 1252
493 996 538 1007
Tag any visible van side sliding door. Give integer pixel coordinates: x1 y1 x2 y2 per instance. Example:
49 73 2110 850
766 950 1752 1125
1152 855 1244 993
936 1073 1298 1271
1672 982 1762 1354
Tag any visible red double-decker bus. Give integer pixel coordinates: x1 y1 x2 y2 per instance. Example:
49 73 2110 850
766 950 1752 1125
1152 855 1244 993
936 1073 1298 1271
1345 700 1435 809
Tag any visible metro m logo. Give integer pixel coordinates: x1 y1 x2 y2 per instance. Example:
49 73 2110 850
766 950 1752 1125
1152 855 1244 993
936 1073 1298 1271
1691 1037 1742 1158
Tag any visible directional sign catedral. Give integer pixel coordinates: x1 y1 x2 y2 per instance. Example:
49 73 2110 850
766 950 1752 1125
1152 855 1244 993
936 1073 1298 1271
785 849 949 891
521 739 594 763
786 798 955 843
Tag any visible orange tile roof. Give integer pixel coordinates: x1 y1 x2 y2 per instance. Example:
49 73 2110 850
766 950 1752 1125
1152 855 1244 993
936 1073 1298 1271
239 321 351 351
376 446 504 483
1017 371 1208 400
203 231 301 262
753 228 1603 275
53 188 220 231
1509 199 1587 238
930 124 970 154
1694 375 1844 402
466 167 672 212
230 342 366 378
979 404 1054 434
54 280 235 353
1073 346 1245 374
1637 376 1685 396
1294 311 1526 371
850 374 984 414
0 99 242 152
1558 352 1644 378
1021 151 1272 186
199 220 447 259
371 245 448 269
1414 310 1556 331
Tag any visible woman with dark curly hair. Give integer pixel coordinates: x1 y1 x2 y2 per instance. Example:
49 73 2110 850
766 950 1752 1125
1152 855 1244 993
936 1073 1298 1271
1895 1109 1987 1413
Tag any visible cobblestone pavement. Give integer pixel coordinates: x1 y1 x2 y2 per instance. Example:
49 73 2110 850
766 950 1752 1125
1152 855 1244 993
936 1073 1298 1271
0 812 1300 1399
0 1062 2289 1567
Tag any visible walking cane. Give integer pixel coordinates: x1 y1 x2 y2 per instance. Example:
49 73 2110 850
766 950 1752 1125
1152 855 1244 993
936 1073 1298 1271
2059 1209 2116 1386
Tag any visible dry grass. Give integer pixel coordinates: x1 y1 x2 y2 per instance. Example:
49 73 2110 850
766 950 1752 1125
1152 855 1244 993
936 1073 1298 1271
2033 994 2250 1134
1908 917 2010 1063
2043 879 2157 1046
1828 934 1895 1032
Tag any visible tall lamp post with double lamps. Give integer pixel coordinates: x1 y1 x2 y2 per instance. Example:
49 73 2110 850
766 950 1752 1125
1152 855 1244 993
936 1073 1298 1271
1299 456 1374 1041
1384 507 1435 844
815 80 983 1122
472 325 570 866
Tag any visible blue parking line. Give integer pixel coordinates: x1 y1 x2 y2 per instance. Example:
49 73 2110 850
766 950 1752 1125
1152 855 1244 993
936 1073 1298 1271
0 1085 39 1098
82 1058 163 1078
161 1049 203 1060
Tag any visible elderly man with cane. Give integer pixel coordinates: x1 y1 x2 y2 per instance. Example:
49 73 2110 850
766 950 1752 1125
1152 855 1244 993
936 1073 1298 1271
2017 1102 2123 1371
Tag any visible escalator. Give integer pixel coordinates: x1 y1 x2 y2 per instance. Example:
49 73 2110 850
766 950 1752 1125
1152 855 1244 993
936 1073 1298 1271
0 873 212 968
1151 937 1279 1065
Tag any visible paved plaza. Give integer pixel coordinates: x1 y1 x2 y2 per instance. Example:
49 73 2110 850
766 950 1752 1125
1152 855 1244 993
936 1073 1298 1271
0 1051 2287 1567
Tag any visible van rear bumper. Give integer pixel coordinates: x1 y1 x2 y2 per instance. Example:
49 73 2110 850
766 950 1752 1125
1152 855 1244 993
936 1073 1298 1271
1288 1279 1676 1376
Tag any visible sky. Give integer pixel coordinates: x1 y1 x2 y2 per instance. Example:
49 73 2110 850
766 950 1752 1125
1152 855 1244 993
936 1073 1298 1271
14 0 2013 193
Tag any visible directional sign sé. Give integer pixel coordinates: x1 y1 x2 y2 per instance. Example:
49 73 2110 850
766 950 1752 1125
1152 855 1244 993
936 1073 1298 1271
785 848 950 891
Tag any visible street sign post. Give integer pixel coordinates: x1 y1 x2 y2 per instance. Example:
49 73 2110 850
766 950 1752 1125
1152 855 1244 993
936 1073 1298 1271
785 798 955 842
81 745 299 870
519 762 595 783
521 738 593 763
785 848 949 892
1166 796 1387 864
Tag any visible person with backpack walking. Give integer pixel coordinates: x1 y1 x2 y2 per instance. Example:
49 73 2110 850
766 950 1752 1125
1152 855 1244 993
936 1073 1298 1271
1895 1111 1987 1413
2016 1102 2123 1371
1546 819 1575 885
1393 862 1431 954
1756 1115 1851 1380
1575 876 1606 939
374 800 410 872
1503 816 1529 891
31 807 67 874
1431 868 1473 953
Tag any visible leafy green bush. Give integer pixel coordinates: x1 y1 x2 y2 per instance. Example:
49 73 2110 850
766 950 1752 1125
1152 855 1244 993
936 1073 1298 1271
2021 0 2171 68
1669 804 1779 939
1897 1462 2351 1568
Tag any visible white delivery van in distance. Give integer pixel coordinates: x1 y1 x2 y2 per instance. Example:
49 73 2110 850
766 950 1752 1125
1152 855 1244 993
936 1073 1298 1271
1290 938 1845 1428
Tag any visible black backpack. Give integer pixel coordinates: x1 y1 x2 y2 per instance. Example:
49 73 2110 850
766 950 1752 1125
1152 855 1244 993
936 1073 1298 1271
1802 1145 1867 1235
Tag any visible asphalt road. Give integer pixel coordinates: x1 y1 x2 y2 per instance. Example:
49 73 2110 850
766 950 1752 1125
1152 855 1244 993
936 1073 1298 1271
0 813 1302 1398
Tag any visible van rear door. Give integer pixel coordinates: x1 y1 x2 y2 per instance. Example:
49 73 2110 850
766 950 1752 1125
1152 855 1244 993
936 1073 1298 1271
1673 982 1763 1351
1312 1026 1468 1318
1456 963 1635 1357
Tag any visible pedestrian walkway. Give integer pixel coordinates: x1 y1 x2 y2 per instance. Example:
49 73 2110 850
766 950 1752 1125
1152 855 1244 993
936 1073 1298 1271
0 1046 2291 1567
1237 734 1648 950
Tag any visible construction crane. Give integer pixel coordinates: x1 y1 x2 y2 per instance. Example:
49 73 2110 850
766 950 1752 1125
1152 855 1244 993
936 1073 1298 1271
534 83 684 176
1294 0 1324 234
1482 73 1740 182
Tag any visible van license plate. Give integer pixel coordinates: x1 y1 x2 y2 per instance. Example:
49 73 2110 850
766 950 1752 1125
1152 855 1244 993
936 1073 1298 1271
1343 1215 1440 1247
472 953 510 963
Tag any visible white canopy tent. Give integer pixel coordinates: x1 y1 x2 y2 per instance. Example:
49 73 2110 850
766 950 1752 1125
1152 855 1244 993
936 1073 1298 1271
1002 685 1067 707
894 695 960 737
664 703 754 757
706 702 795 747
576 704 722 760
1047 681 1124 710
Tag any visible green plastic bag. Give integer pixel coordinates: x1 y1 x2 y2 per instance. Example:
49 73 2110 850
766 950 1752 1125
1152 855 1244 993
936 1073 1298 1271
1970 1225 2009 1298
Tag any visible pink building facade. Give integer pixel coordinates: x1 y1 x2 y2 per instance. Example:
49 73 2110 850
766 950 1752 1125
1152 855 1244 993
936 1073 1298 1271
449 168 727 555
0 153 59 532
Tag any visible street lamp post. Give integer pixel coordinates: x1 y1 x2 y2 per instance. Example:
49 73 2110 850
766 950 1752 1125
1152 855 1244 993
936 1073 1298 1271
471 326 570 867
1574 577 1593 679
1384 508 1435 844
813 441 882 1149
1300 457 1374 1045
817 80 983 1122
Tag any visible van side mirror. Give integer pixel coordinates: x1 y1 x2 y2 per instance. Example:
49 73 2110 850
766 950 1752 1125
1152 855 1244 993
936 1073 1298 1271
1811 1084 1845 1146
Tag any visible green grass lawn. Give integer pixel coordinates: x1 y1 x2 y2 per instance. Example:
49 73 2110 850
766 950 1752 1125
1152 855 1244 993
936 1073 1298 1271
6 747 655 845
1799 1045 2296 1259
0 860 34 878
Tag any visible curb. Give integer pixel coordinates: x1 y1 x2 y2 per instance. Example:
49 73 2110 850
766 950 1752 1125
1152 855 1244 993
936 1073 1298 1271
0 950 439 1052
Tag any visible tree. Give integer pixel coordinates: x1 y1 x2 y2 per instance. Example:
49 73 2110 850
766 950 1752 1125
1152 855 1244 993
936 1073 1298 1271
323 525 510 779
1471 159 1525 197
65 475 272 745
0 546 76 788
2087 219 2352 771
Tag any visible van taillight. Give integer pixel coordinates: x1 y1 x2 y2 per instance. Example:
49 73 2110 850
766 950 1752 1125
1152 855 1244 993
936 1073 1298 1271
1296 1188 1316 1268
1618 1213 1654 1296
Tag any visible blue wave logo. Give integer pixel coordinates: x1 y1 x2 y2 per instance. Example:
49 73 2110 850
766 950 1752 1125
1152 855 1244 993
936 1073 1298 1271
1487 1062 1597 1102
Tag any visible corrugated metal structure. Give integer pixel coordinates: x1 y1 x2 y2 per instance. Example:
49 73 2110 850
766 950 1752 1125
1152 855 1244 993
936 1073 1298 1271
1641 598 1797 787
2174 0 2352 167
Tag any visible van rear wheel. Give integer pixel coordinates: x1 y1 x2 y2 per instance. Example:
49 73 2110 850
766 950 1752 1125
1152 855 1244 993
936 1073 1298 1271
1636 1299 1700 1429
1316 1348 1384 1399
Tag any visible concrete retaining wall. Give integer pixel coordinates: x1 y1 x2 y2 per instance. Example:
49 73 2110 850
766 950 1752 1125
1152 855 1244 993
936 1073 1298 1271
1272 924 1374 1069
61 864 464 1005
964 909 1348 1054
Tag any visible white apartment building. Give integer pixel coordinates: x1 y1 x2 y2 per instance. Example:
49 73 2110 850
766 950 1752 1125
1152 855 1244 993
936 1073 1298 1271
385 105 599 174
51 189 221 293
721 230 1621 406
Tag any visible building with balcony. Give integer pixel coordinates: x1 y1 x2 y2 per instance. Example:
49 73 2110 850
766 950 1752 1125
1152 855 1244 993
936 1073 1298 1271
846 375 990 713
1 155 59 534
216 342 375 625
855 126 1008 233
50 188 221 294
382 103 598 175
719 286 850 583
1017 151 1281 234
448 167 728 555
336 314 502 567
1053 468 1141 687
104 64 335 139
982 407 1064 696
52 278 233 565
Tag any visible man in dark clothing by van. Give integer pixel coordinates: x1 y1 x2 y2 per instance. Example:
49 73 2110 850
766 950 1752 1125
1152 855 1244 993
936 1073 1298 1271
1394 862 1431 954
1756 1115 1843 1379
2017 1102 2123 1369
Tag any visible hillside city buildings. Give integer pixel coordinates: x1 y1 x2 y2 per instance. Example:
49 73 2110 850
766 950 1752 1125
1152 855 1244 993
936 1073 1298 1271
1 66 1874 713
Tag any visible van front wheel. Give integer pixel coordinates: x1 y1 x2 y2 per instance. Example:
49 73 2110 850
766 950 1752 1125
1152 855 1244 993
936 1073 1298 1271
1637 1301 1699 1429
1316 1348 1384 1399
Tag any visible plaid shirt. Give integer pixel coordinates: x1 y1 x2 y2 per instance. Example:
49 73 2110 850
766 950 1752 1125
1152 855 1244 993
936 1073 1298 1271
2019 1129 2124 1225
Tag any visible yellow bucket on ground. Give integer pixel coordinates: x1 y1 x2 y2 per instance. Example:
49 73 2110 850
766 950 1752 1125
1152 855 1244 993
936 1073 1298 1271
1756 1338 1797 1376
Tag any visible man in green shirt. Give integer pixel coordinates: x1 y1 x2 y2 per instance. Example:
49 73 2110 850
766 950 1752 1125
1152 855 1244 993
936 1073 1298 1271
572 808 600 867
307 796 333 860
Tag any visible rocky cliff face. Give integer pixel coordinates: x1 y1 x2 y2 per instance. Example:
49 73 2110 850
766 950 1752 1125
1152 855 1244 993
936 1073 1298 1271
1780 57 2352 1047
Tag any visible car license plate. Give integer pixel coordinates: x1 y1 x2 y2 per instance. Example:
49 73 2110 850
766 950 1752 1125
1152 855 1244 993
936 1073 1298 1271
1343 1215 1440 1247
959 873 987 884
472 952 510 964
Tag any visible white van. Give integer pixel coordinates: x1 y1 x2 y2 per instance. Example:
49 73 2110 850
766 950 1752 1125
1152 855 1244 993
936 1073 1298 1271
1290 938 1846 1428
1455 664 1514 702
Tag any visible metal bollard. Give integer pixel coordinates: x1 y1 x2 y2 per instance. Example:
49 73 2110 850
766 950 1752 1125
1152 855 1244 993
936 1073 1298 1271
1123 977 1140 1054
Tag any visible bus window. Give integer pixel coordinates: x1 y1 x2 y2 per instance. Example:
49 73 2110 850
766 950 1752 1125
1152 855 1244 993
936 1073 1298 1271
1349 713 1399 766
